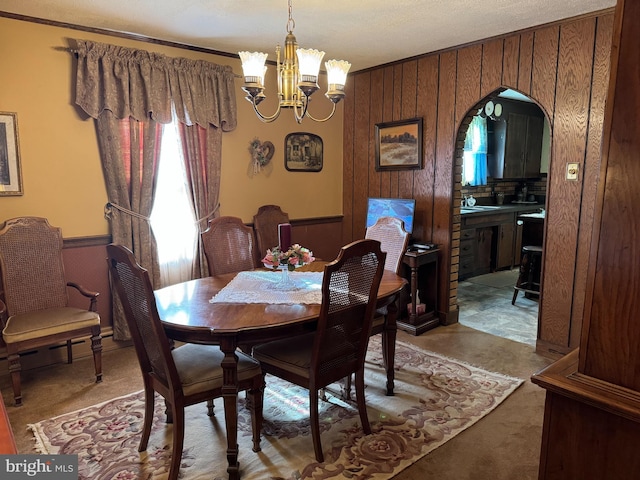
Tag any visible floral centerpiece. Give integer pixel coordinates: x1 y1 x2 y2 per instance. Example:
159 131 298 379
262 244 315 271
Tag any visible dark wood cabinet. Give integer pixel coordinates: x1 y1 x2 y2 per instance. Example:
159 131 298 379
459 228 476 279
460 212 509 279
495 220 515 270
459 226 492 280
488 99 545 179
503 112 544 178
475 227 493 275
460 206 545 280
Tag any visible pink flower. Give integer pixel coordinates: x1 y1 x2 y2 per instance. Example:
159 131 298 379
262 249 280 268
262 244 315 270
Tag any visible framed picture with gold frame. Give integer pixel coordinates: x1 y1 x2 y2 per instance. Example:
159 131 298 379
0 112 23 196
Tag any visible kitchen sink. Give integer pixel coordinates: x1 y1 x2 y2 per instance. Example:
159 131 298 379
461 205 503 212
460 205 507 214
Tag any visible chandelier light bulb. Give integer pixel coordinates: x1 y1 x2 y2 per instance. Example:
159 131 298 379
239 51 268 84
296 48 325 80
325 59 351 88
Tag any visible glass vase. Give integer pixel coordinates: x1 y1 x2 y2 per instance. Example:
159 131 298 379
273 264 299 291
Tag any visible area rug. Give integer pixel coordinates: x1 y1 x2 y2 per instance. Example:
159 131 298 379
28 337 523 480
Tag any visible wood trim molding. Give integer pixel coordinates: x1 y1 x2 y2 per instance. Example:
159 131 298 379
58 217 343 247
0 10 240 61
532 349 640 425
247 215 343 229
63 234 112 249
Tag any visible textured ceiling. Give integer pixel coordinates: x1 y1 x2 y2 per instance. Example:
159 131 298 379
0 0 615 71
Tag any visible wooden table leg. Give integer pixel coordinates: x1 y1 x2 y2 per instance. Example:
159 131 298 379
220 339 240 480
383 297 398 396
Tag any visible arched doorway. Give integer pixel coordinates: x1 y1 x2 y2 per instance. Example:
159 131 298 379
452 88 551 346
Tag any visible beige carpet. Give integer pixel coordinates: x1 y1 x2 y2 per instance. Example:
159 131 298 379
27 337 522 480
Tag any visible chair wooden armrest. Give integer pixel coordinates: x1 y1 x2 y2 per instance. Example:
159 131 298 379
67 282 100 311
0 299 7 329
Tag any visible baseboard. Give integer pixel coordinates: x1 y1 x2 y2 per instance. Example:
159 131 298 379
0 327 132 380
441 308 459 326
535 338 568 359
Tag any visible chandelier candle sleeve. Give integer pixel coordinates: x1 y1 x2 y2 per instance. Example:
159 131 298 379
278 223 292 251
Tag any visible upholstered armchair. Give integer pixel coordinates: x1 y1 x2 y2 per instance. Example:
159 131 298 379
0 217 102 406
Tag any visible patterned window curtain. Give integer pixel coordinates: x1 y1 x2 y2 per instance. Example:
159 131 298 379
73 39 237 340
97 114 162 340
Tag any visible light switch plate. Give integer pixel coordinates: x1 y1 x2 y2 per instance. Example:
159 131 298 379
566 162 579 181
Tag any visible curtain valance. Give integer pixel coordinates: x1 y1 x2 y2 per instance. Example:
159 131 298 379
74 39 237 131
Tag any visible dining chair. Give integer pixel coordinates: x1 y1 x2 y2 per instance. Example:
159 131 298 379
106 244 264 480
365 216 410 275
361 216 410 397
201 216 257 276
0 216 102 406
253 205 290 260
252 239 386 463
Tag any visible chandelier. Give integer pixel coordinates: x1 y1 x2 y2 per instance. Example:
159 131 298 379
239 0 351 123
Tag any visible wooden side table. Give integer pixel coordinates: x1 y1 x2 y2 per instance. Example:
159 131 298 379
398 248 440 335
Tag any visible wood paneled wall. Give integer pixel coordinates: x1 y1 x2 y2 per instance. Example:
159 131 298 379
343 11 614 355
533 1 640 475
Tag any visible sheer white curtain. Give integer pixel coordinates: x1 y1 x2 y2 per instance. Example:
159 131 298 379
150 119 198 287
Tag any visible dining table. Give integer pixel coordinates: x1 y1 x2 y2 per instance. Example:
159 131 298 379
154 262 406 479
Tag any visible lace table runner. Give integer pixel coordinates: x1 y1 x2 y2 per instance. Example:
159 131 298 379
209 270 323 304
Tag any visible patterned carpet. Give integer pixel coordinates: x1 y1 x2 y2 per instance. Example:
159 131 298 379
29 337 523 480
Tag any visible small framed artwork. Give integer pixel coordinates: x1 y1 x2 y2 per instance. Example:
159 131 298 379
0 112 23 196
285 132 323 172
375 118 423 171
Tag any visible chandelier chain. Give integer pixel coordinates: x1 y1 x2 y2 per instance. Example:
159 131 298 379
286 0 295 33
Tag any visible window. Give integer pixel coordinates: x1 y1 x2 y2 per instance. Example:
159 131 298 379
462 115 488 186
150 119 197 287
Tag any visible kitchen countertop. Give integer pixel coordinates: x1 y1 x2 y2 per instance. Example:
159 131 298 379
460 203 545 216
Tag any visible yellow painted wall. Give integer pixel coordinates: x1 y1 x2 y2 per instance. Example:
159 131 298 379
0 17 343 237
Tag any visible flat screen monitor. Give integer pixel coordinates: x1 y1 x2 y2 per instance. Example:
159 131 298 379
366 197 416 234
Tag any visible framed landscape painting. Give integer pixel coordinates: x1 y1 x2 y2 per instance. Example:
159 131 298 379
0 112 23 196
375 118 423 171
